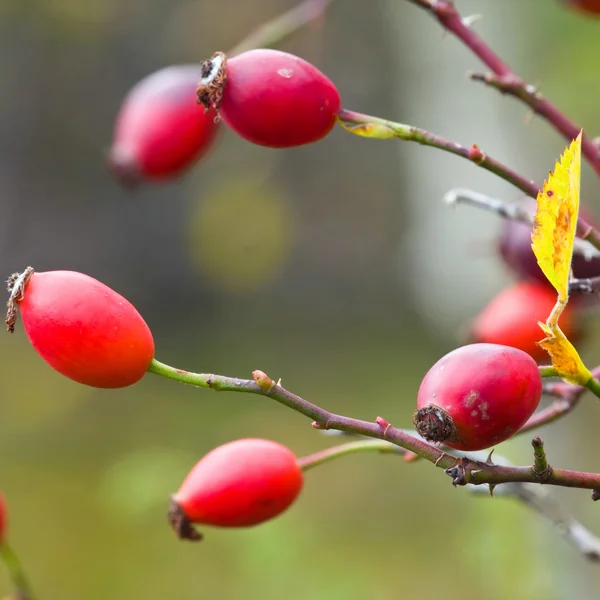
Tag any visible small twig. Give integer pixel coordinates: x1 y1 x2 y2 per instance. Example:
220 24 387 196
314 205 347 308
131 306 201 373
228 0 335 56
148 360 600 492
297 440 404 471
531 436 552 481
336 110 540 198
0 543 36 600
444 188 600 259
469 482 600 562
570 276 600 295
405 0 600 251
520 366 600 435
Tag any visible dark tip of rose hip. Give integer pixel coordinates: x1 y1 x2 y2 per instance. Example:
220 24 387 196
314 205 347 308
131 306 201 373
196 52 227 111
5 267 34 334
168 496 203 542
412 404 458 444
107 146 142 190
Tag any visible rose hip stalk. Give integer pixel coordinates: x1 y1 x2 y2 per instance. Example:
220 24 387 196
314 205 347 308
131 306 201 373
109 65 220 186
6 267 155 388
414 343 543 451
169 438 303 541
197 49 341 148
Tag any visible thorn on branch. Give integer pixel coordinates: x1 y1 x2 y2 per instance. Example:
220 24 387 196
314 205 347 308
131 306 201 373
592 489 600 502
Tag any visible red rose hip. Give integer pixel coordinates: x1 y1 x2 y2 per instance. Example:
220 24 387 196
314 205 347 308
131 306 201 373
109 65 219 186
197 49 341 148
169 438 303 540
6 268 155 388
413 344 542 451
471 281 577 363
0 491 7 543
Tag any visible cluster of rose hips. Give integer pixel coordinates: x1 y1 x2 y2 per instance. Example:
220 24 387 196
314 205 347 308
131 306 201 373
3 0 598 553
466 201 600 363
109 48 341 185
3 264 545 536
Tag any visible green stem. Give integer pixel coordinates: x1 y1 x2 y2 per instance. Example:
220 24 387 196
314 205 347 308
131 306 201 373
539 366 559 378
336 109 540 199
297 440 403 472
585 377 600 400
229 0 335 56
0 542 36 600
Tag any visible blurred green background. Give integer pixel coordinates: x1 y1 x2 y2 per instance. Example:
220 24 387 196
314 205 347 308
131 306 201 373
2 0 600 598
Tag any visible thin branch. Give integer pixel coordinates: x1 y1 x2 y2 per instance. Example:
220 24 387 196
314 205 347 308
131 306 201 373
228 0 335 56
519 366 600 435
569 276 600 294
148 359 600 492
336 109 540 198
302 438 600 563
469 482 600 562
444 188 600 259
406 0 600 173
297 440 404 471
405 0 600 251
0 543 36 600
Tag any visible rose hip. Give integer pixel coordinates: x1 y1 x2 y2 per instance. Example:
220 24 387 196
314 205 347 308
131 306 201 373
169 438 303 540
6 268 155 388
197 49 341 148
471 281 577 363
414 343 542 451
109 65 219 186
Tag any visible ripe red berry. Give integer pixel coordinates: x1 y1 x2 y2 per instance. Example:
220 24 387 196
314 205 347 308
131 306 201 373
560 0 600 15
0 492 7 543
498 202 600 283
169 438 303 540
109 65 220 186
6 268 155 388
470 281 576 362
197 49 341 148
413 344 542 451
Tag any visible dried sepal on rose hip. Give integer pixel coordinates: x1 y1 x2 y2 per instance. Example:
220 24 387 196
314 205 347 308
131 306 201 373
413 344 543 451
5 267 155 388
108 65 220 187
196 49 341 148
169 439 303 541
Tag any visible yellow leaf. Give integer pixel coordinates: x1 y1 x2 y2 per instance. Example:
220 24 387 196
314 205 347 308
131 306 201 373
537 321 591 385
531 132 582 301
336 118 396 140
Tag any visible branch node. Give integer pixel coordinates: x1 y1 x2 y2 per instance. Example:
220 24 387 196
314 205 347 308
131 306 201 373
532 436 553 482
467 144 485 164
375 416 393 439
445 457 470 487
252 369 277 394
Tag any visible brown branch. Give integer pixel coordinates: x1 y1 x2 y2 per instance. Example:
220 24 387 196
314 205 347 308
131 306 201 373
406 0 600 250
149 360 600 494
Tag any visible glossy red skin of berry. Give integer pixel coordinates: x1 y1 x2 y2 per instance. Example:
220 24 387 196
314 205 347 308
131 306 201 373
17 271 155 388
561 0 600 15
416 344 543 451
499 202 600 283
0 492 7 542
174 438 303 528
219 49 341 148
471 281 576 363
109 65 219 185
